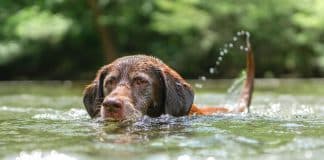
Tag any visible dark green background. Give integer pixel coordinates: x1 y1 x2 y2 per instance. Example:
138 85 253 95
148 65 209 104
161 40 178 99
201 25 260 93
1 0 323 80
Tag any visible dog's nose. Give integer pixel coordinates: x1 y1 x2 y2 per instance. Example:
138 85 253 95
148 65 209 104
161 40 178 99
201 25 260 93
102 98 123 110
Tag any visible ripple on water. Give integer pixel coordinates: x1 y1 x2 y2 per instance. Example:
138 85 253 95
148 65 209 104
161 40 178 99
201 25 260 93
263 137 324 159
0 106 57 113
32 108 88 121
250 96 319 121
9 150 77 160
280 123 304 128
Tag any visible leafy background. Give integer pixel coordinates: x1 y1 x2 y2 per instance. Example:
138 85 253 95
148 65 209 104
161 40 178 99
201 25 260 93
0 0 324 80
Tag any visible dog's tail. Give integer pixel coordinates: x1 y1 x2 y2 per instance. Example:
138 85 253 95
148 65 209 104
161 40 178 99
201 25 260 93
189 34 255 115
235 34 255 112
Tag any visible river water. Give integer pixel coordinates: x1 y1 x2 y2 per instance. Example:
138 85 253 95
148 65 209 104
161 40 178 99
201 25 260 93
0 79 323 160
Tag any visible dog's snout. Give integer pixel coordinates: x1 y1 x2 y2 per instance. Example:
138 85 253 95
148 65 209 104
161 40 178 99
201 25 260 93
102 98 123 110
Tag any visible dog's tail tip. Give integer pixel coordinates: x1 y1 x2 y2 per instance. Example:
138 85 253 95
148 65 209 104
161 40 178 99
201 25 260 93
236 33 255 113
245 32 251 50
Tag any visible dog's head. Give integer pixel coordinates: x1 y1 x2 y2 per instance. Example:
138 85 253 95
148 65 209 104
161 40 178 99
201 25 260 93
83 55 194 121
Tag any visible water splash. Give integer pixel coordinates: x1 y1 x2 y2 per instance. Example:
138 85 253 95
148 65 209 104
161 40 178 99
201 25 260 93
195 76 207 88
209 68 215 74
225 71 246 108
196 30 251 90
213 30 250 70
200 76 207 81
270 103 314 119
32 108 88 121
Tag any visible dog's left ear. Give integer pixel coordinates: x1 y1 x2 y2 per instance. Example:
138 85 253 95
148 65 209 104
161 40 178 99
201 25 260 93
83 67 108 118
160 67 194 116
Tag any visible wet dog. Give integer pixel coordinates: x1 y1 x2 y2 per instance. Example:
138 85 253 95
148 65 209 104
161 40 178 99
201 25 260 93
83 40 254 121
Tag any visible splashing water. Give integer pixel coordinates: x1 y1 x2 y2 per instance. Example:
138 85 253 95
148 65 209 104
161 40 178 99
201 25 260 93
200 76 207 81
195 30 251 94
32 108 88 121
209 68 215 74
225 71 246 108
212 30 251 73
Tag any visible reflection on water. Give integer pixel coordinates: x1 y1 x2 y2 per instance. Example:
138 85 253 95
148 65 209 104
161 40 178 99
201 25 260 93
0 80 323 160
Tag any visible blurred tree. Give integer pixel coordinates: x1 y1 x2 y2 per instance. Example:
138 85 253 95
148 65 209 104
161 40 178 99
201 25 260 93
0 0 323 80
87 0 116 62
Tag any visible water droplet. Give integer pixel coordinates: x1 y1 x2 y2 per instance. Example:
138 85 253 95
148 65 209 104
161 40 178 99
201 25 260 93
245 31 250 37
209 67 215 74
224 49 228 53
237 31 241 36
218 57 223 61
220 51 224 56
233 36 238 41
244 47 249 52
200 76 207 81
229 43 233 48
216 61 220 65
240 45 244 50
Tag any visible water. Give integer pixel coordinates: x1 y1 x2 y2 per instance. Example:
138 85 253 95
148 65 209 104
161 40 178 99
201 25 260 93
197 30 250 96
212 30 250 70
0 80 324 160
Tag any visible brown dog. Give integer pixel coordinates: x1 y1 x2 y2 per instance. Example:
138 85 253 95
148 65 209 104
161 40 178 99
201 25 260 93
83 40 254 121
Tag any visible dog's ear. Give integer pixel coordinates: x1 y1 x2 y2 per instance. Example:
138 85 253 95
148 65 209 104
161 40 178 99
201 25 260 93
160 67 194 116
83 67 108 118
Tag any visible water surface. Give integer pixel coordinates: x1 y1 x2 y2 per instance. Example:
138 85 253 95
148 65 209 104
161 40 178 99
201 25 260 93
0 79 323 160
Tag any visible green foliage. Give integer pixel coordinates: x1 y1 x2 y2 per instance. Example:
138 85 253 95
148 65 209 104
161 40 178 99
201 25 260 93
151 0 210 34
0 41 23 64
0 0 324 80
5 6 72 43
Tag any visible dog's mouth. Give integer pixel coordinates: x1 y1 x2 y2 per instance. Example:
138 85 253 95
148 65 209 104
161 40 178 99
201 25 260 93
100 103 142 122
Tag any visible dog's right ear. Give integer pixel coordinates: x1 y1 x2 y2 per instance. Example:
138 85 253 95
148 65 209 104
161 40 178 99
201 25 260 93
83 67 108 118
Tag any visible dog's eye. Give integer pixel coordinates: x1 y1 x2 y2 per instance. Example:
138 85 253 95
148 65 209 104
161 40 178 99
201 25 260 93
106 77 117 86
133 77 148 86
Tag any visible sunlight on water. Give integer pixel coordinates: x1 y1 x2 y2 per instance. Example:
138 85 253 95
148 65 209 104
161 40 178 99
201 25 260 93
33 108 88 121
250 94 322 120
0 106 35 112
13 150 77 160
